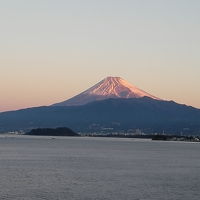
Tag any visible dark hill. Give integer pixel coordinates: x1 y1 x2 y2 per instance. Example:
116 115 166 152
0 97 200 135
26 127 79 136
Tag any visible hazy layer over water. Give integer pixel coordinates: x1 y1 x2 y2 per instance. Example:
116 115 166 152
0 136 199 200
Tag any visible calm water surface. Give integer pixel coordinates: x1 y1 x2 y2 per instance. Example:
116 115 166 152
0 135 199 200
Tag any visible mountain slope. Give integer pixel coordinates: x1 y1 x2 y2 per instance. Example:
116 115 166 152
52 77 160 106
1 98 200 135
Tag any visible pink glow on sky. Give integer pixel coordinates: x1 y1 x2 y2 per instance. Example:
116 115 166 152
0 1 200 111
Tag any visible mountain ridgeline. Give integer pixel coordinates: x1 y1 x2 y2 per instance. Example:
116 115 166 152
0 77 200 135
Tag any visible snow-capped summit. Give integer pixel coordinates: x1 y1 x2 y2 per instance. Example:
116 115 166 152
52 76 161 106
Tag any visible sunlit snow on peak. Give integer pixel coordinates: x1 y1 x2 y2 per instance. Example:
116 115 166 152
85 76 159 100
52 76 161 106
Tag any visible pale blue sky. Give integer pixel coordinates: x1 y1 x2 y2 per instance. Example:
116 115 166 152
0 0 200 111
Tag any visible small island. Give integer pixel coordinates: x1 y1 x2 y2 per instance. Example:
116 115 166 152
26 127 79 136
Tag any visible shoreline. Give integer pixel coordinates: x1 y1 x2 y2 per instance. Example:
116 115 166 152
0 133 200 143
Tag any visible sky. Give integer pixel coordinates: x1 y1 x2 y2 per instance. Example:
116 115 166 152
0 0 200 112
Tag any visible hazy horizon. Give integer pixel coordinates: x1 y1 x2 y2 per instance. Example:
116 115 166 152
1 0 200 112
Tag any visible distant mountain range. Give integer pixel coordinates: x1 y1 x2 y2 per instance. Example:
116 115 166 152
0 77 200 135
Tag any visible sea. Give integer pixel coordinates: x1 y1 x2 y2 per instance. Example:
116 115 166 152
0 135 199 200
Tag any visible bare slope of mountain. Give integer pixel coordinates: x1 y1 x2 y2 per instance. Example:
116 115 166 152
52 77 161 106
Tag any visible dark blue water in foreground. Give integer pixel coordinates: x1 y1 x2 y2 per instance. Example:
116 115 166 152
0 135 199 200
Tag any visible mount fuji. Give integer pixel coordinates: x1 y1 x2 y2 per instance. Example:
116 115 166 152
53 77 161 106
0 76 200 135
